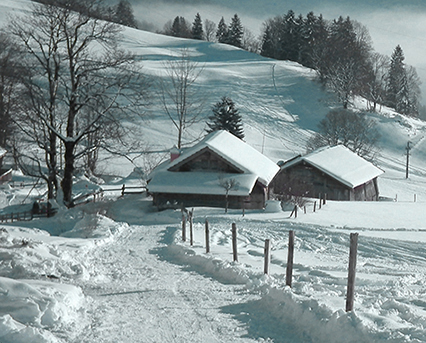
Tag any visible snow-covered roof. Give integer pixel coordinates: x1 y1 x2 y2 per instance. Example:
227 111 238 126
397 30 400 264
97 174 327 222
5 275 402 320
148 130 280 195
281 145 384 189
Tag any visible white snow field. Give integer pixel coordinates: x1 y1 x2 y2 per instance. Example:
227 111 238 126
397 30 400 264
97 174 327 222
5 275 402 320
1 0 426 342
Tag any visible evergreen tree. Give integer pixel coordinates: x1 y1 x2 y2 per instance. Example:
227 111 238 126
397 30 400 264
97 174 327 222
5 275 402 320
192 13 204 40
387 45 406 111
216 17 228 43
114 0 137 28
279 10 299 61
301 11 325 68
206 96 244 139
171 16 191 38
228 14 243 48
260 24 274 58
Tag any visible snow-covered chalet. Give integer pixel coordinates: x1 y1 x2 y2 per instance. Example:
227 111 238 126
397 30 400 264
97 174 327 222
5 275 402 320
272 145 384 201
147 130 280 210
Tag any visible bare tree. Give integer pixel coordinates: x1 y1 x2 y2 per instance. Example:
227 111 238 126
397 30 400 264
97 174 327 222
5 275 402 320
241 27 261 53
218 175 239 213
159 49 204 149
306 108 380 160
204 19 216 42
10 1 148 206
0 31 22 149
405 65 422 117
366 53 389 112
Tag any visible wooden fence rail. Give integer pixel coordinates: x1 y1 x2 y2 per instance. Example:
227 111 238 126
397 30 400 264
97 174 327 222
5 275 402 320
179 211 359 313
0 211 33 223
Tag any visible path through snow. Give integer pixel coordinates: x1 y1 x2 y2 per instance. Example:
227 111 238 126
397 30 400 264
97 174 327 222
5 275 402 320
71 224 293 343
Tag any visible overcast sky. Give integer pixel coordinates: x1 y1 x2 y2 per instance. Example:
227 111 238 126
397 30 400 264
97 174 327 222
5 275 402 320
131 0 426 103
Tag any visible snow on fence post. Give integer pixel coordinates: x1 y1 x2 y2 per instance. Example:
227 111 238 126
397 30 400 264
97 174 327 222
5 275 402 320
181 213 186 242
264 239 271 275
232 223 238 262
286 230 295 287
346 233 359 312
205 219 210 253
189 209 194 246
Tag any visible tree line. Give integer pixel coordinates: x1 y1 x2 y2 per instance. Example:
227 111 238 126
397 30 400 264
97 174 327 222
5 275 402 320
161 13 260 53
34 2 422 117
160 10 421 117
260 11 421 116
33 0 139 29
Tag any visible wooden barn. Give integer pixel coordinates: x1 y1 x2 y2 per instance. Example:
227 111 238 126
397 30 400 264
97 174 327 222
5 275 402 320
271 145 384 201
147 130 280 210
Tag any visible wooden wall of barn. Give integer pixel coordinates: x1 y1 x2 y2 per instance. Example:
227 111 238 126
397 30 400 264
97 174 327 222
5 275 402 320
152 181 267 210
271 163 379 201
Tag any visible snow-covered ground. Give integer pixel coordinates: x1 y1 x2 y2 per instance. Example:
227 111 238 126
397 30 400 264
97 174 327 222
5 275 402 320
1 0 426 342
2 188 426 343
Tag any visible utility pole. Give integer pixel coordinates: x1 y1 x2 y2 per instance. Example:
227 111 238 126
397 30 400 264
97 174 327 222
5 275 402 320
406 141 411 179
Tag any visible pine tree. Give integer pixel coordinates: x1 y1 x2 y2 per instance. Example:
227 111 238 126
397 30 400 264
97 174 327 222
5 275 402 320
387 45 406 111
216 17 228 43
114 0 137 28
206 96 244 139
260 24 274 58
171 16 191 38
228 14 243 48
192 13 204 40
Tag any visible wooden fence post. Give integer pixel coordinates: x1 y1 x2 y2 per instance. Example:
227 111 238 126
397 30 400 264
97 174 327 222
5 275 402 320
346 233 359 312
205 219 210 253
313 201 316 213
324 193 327 205
121 184 125 196
290 205 298 218
264 239 271 275
286 230 295 287
182 213 186 242
319 194 322 209
189 209 194 246
232 223 238 262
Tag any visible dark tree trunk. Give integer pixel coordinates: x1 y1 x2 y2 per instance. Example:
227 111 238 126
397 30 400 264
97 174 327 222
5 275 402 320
47 130 58 199
61 141 75 206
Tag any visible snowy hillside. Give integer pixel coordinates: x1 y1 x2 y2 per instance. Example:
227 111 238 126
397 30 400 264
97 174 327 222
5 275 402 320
1 1 426 342
83 11 426 192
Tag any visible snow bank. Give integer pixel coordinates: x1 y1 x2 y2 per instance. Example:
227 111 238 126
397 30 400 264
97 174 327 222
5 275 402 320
0 277 85 343
168 239 376 342
167 206 426 342
0 210 125 342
